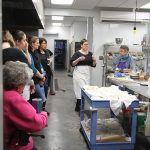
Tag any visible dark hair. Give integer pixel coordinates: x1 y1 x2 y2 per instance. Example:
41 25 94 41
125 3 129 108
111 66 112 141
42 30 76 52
80 39 87 46
120 45 129 52
39 38 47 45
11 30 25 42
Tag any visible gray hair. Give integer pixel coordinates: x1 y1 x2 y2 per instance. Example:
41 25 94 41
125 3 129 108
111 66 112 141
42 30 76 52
120 45 129 52
3 61 33 90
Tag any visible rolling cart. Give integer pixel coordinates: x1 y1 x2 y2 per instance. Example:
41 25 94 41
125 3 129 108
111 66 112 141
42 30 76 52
80 88 139 150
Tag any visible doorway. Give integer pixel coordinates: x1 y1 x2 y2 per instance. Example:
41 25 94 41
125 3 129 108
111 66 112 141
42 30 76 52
54 40 67 70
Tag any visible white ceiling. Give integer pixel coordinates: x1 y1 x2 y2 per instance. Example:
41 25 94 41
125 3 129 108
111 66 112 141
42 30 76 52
45 15 87 26
43 0 150 26
43 0 150 9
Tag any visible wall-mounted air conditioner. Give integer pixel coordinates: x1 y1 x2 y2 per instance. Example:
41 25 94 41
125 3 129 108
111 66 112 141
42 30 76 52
100 11 150 23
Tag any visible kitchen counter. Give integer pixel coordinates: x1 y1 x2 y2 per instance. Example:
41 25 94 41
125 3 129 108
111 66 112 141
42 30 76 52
108 77 150 98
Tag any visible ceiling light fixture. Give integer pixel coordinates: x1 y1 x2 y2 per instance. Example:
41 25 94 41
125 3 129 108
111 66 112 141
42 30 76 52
52 23 62 26
133 0 138 32
52 16 64 20
51 0 74 5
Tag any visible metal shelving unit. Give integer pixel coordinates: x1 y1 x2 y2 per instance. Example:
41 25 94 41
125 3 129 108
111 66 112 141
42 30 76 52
80 89 139 150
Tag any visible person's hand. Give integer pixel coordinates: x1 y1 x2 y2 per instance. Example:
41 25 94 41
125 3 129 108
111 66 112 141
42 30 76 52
107 53 113 60
30 84 35 94
78 56 85 61
41 111 48 117
40 76 45 82
47 58 52 66
39 76 45 85
24 41 29 53
92 55 96 62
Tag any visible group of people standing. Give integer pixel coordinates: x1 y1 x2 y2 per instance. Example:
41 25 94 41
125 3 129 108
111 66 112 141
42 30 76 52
3 29 135 149
3 30 55 150
70 39 136 113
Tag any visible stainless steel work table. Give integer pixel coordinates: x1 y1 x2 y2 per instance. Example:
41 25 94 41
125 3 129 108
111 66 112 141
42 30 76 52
108 77 150 98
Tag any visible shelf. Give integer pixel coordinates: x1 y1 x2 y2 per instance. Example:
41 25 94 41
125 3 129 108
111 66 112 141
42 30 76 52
81 121 131 143
81 120 134 150
80 121 90 144
80 88 139 150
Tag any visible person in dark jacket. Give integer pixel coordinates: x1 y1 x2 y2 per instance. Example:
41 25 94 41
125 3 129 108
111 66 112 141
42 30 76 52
38 38 55 97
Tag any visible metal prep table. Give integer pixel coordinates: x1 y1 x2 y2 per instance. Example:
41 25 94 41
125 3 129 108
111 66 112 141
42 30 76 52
80 89 139 150
108 77 150 99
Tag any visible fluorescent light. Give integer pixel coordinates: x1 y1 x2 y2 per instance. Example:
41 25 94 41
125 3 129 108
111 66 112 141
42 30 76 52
141 2 150 8
51 0 74 5
52 16 64 20
52 23 62 26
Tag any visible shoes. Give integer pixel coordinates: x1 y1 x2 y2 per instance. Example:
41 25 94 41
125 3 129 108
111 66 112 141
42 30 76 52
75 102 80 112
49 91 56 95
75 99 81 112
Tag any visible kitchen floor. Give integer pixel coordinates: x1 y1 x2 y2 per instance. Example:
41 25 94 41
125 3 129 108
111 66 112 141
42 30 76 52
33 70 87 150
33 70 149 150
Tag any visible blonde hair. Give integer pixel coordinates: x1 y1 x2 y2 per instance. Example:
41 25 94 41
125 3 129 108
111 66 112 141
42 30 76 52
2 30 15 48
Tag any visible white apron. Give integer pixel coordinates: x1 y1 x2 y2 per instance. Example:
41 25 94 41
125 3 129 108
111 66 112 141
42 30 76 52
73 66 90 99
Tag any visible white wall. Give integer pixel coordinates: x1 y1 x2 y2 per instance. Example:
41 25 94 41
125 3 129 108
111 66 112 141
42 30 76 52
73 21 87 42
43 26 71 70
91 22 147 86
43 26 71 52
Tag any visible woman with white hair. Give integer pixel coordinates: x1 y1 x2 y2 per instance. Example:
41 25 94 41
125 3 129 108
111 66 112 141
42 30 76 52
3 61 48 150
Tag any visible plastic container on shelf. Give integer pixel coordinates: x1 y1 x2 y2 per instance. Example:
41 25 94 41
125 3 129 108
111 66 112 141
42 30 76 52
137 112 147 131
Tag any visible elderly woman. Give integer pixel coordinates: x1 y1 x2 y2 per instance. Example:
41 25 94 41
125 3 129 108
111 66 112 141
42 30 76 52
3 61 48 150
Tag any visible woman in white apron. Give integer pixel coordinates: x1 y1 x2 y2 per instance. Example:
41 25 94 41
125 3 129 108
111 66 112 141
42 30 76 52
70 39 96 112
